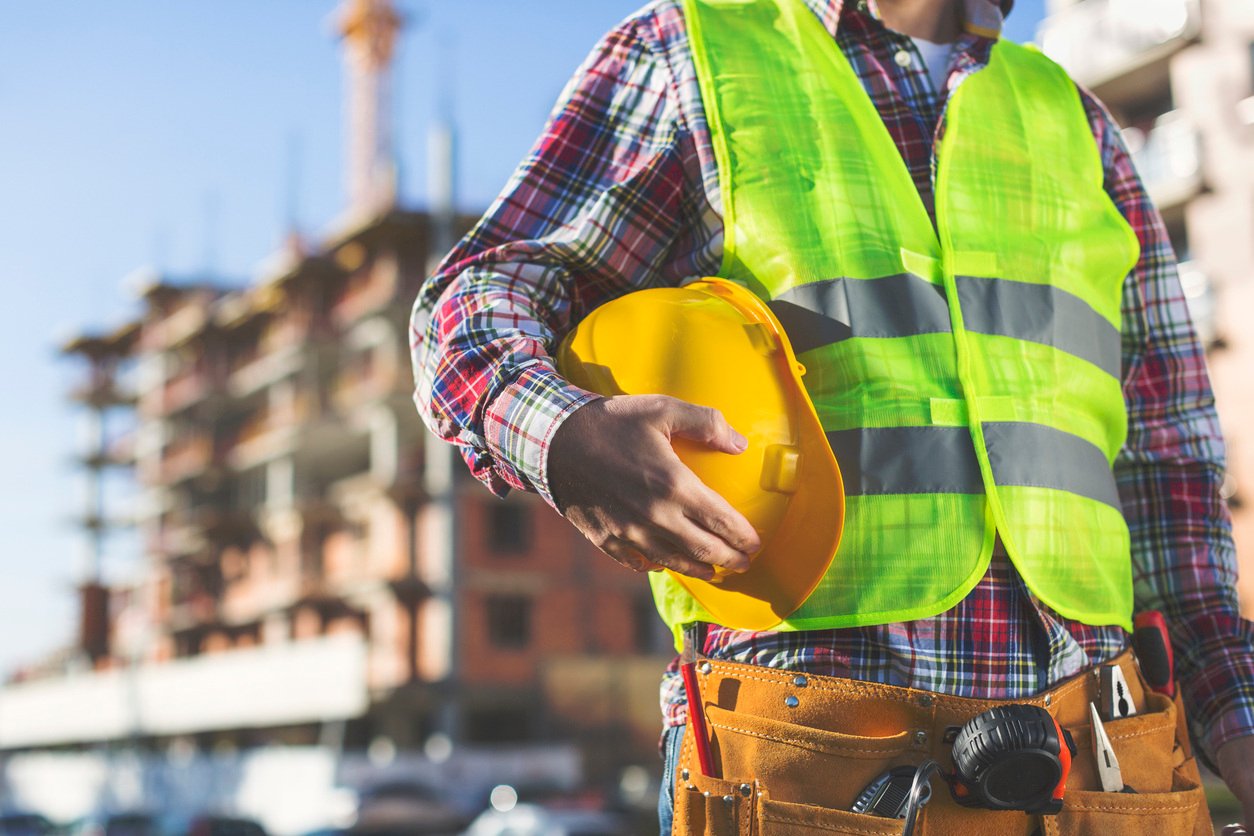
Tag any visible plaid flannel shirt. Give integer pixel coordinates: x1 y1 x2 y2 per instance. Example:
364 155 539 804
410 0 1254 761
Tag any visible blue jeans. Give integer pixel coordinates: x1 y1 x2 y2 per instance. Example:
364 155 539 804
657 725 685 836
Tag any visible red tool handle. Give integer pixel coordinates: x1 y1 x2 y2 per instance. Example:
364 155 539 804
681 661 717 778
1132 610 1175 699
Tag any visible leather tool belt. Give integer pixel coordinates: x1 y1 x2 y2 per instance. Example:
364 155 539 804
673 648 1210 835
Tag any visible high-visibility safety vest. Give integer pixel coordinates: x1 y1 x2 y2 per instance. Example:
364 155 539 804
649 0 1142 635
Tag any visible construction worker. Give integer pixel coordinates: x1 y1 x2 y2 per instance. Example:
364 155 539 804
411 0 1254 832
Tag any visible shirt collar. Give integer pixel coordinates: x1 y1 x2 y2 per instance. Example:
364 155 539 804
801 0 1004 42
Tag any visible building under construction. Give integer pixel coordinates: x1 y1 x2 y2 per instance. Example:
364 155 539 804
7 0 1254 825
1039 0 1254 604
1 0 672 805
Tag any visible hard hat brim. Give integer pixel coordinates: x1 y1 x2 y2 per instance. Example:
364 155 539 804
668 279 844 630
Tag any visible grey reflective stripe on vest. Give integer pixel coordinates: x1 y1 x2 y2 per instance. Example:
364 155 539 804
770 275 1120 377
826 426 983 495
826 423 1122 509
955 277 1122 379
769 275 949 354
984 422 1123 510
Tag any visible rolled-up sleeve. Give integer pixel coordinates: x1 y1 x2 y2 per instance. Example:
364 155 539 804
1086 89 1254 762
410 11 711 506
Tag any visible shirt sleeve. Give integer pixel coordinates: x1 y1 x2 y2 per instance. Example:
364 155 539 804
409 11 714 506
1084 89 1254 763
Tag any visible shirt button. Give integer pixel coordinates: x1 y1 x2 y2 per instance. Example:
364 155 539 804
894 49 913 68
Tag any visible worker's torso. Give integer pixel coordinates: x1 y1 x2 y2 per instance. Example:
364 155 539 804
651 0 1141 634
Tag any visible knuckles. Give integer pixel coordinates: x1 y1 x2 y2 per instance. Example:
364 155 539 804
686 542 715 565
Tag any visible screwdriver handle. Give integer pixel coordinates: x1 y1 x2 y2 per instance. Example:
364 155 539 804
681 661 717 778
1132 610 1175 699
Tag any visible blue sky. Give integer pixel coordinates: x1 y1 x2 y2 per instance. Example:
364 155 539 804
0 0 1045 675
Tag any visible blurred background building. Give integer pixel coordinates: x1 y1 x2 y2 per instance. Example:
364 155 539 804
2 0 1253 832
1040 0 1254 603
0 0 670 831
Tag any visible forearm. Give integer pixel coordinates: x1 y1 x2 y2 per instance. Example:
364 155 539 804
1115 245 1254 763
1083 82 1254 762
1119 449 1254 759
411 263 600 500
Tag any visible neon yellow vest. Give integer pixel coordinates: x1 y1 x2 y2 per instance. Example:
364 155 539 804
651 0 1142 633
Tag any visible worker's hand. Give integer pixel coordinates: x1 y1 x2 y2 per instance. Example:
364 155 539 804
1217 734 1254 832
548 394 761 579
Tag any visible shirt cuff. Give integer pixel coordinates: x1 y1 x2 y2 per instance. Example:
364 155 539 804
1201 702 1254 766
482 361 602 508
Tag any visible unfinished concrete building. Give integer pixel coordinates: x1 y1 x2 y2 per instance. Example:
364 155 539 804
2 0 672 794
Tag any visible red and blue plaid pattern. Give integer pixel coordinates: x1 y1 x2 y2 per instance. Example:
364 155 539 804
410 0 1254 761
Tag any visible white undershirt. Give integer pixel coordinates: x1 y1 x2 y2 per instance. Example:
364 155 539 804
910 36 955 94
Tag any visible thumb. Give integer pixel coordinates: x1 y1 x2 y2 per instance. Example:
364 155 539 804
664 400 748 455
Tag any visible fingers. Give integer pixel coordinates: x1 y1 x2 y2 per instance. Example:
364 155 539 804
600 538 661 574
681 478 762 557
605 506 755 580
630 525 721 580
662 515 753 575
559 395 761 580
651 400 761 571
663 401 748 455
603 533 717 580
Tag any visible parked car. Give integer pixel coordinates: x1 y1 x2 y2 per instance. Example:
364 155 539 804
0 813 56 836
182 817 265 836
464 803 633 836
67 812 265 836
348 780 468 835
70 811 159 836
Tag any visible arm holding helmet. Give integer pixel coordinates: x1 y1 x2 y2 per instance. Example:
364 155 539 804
410 13 758 579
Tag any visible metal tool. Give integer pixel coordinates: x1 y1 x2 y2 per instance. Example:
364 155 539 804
1099 664 1136 721
901 760 940 836
1089 702 1134 793
852 763 933 818
851 760 938 836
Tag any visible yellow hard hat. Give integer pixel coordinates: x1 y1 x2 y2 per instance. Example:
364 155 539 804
555 278 844 631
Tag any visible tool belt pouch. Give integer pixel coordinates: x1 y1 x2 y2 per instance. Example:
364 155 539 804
672 660 1209 836
1043 689 1209 836
672 726 909 835
673 697 916 835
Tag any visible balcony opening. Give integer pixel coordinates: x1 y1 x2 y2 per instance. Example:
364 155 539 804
486 594 532 649
1116 90 1174 140
633 593 672 654
465 705 536 743
1249 41 1254 95
174 631 203 658
1120 100 1202 211
488 502 532 554
227 467 267 514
